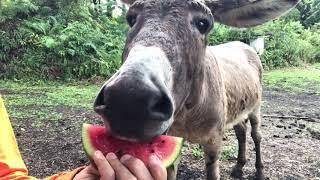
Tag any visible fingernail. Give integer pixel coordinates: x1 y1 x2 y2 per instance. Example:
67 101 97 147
120 154 131 162
106 153 117 160
149 155 160 164
94 151 104 160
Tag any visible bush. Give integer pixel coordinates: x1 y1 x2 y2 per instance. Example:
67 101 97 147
1 0 319 80
0 0 127 80
208 19 320 70
0 0 39 22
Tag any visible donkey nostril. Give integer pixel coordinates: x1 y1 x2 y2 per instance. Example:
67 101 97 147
150 93 173 121
94 105 107 115
94 86 107 111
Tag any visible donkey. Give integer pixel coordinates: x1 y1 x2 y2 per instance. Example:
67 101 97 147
93 0 299 179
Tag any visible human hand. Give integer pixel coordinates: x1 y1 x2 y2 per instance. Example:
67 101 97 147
73 150 167 180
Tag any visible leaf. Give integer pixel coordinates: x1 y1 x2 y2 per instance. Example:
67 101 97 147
41 36 57 48
67 49 76 57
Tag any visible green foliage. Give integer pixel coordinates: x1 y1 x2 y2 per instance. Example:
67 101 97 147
0 0 127 80
191 144 204 158
0 79 99 112
0 80 99 125
260 20 320 69
283 7 302 22
208 19 320 70
263 63 320 94
221 145 237 161
296 0 320 27
0 0 319 80
0 0 39 22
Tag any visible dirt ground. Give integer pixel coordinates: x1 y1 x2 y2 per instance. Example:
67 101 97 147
3 87 320 179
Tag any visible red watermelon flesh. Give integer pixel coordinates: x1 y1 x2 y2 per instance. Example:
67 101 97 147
82 123 183 167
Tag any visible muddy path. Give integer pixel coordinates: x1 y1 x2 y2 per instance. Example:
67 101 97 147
2 88 320 179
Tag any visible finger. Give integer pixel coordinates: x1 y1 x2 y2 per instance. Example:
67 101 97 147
106 153 136 180
148 155 167 180
120 154 153 180
92 151 115 180
73 165 99 180
86 164 99 175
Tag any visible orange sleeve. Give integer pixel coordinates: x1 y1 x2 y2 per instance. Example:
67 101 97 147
0 95 85 180
44 167 85 180
0 95 36 180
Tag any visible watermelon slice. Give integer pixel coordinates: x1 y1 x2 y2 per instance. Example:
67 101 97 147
81 123 183 167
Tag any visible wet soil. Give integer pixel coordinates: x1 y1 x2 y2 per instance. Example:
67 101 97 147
2 88 320 179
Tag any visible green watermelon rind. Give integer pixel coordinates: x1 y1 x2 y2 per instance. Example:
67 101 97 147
82 123 97 160
161 136 183 167
81 123 184 168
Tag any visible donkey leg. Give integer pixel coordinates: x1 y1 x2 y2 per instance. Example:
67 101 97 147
203 136 223 180
249 108 265 180
167 153 181 180
231 121 247 178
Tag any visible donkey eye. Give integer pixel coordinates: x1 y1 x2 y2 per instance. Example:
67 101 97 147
127 15 137 27
195 18 210 34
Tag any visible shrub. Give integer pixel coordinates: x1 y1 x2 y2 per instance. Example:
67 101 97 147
1 1 319 80
208 19 320 70
0 0 127 80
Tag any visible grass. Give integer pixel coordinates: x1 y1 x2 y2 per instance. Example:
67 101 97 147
190 144 237 160
221 145 237 161
1 63 319 145
191 144 204 158
1 81 100 108
10 108 64 120
263 63 320 94
0 80 100 120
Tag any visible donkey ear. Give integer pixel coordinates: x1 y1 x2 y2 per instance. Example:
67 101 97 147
121 0 136 4
206 0 300 27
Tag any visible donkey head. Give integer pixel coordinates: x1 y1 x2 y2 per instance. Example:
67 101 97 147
94 0 299 141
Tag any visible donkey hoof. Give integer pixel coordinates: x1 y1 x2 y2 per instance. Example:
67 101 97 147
230 167 243 178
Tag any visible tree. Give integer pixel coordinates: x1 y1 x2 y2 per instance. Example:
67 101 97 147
297 0 320 27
